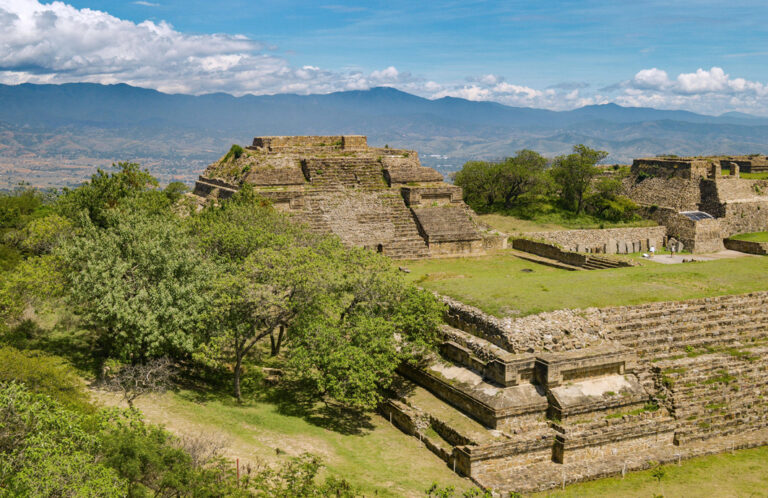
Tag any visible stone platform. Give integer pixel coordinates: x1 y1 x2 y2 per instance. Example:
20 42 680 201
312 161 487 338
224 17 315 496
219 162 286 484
192 135 484 259
385 292 768 495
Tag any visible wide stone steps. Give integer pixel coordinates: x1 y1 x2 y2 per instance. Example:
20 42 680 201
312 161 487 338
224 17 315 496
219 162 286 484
303 158 387 189
599 295 768 325
605 304 768 333
604 309 768 358
582 256 626 270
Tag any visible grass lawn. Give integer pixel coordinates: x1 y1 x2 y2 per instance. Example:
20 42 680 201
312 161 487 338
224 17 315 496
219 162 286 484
405 251 768 316
478 212 657 235
94 390 472 498
722 169 768 180
534 446 768 497
730 231 768 242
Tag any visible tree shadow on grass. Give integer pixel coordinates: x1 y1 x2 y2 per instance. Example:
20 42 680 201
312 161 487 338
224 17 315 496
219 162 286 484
4 318 100 375
259 379 375 436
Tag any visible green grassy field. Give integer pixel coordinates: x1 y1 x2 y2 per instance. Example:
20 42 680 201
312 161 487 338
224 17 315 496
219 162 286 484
406 251 768 316
722 169 768 180
730 231 768 242
534 446 768 497
94 390 472 498
478 213 657 235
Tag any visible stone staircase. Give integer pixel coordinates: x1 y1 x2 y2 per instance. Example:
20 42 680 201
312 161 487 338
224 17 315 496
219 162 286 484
581 255 627 270
653 348 768 444
291 189 429 259
386 310 673 494
302 157 387 189
598 293 768 359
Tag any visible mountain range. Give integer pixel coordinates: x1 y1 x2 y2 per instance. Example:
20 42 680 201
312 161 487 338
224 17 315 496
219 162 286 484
1 82 767 188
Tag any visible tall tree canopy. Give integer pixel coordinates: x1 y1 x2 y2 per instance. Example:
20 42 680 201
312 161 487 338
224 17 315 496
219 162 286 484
454 150 548 211
192 187 443 406
61 209 211 368
550 144 608 214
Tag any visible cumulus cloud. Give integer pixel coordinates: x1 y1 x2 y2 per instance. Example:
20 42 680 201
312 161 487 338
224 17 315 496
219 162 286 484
0 0 416 95
609 66 768 114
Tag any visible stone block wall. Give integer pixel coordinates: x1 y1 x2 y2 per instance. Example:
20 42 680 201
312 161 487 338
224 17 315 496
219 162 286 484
623 176 703 211
523 226 666 254
511 238 635 269
631 158 712 180
718 201 768 237
724 238 768 255
251 135 367 150
648 207 724 253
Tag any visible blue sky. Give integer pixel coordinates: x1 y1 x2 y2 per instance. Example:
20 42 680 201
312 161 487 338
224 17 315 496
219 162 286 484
3 0 768 114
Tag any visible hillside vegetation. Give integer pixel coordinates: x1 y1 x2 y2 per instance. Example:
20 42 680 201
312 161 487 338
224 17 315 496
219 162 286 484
0 163 478 496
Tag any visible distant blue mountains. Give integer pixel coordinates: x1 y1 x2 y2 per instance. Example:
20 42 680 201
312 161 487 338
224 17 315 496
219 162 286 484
1 83 767 187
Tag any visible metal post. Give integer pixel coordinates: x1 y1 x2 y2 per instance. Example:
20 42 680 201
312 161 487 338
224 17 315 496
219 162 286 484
236 458 240 486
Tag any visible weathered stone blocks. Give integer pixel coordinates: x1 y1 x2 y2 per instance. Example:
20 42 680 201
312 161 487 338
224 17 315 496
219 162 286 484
194 135 484 259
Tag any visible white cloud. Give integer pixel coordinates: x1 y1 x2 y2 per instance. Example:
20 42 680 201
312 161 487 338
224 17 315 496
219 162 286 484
133 1 159 6
615 66 768 114
0 0 416 96
632 68 670 89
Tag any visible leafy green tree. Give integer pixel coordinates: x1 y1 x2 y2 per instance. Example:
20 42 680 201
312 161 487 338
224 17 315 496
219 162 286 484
453 161 498 210
494 149 548 208
163 181 190 203
0 185 57 270
0 382 125 497
61 210 211 370
0 254 62 324
58 162 158 227
287 247 443 410
193 188 442 407
0 346 92 412
0 184 53 230
454 151 548 211
11 213 73 255
585 177 640 222
550 144 608 214
191 187 323 401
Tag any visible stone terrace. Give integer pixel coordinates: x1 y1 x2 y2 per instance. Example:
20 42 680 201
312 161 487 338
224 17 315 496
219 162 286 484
385 292 768 495
192 136 484 259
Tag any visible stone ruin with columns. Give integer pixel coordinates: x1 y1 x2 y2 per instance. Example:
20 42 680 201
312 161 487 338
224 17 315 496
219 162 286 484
192 135 484 259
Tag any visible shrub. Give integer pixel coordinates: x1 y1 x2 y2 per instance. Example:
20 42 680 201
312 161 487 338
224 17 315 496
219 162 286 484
0 346 92 412
223 144 245 162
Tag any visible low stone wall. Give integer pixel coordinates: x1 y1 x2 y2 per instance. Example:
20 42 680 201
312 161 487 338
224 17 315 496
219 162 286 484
524 226 666 254
511 238 635 269
724 237 768 255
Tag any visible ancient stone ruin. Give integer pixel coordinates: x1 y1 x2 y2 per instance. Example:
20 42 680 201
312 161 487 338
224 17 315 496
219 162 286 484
624 156 768 253
385 292 768 494
192 136 483 259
